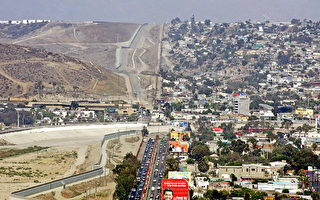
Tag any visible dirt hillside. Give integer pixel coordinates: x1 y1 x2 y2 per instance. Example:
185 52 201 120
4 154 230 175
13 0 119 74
0 43 126 99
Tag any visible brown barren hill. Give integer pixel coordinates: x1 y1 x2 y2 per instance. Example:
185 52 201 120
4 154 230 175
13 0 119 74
0 22 139 69
0 43 126 99
8 22 139 44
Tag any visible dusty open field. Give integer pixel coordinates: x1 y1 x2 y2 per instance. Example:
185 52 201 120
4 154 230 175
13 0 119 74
0 124 171 199
0 124 145 199
10 22 139 44
0 147 78 200
32 134 142 199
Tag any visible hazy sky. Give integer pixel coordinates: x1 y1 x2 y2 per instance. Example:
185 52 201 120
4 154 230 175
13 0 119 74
0 0 320 24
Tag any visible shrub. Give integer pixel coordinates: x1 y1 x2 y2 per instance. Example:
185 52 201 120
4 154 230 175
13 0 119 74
186 158 195 164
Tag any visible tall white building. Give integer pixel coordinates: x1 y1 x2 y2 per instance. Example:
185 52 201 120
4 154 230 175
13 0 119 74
233 93 250 116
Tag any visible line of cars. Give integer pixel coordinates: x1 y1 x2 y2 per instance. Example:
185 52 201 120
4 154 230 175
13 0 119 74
129 138 155 200
150 138 168 200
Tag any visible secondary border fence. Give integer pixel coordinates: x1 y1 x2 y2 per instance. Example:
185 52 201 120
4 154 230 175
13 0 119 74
95 130 139 168
10 130 139 200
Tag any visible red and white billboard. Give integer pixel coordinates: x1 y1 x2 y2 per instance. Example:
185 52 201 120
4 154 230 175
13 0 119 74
162 179 189 200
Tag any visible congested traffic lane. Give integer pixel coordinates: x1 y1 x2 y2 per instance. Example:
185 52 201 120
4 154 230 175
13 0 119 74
149 138 168 200
128 138 155 200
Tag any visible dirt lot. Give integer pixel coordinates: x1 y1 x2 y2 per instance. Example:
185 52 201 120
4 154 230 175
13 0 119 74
0 146 77 200
0 124 167 199
31 135 142 200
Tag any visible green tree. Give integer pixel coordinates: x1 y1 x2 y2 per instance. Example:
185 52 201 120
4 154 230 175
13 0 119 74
204 190 220 199
270 144 298 163
292 149 320 172
248 137 258 149
141 126 149 136
198 159 209 172
311 192 320 200
128 113 137 121
299 169 311 192
231 139 249 154
115 185 126 200
113 152 141 200
183 134 190 141
165 156 180 172
223 132 236 140
186 158 195 164
282 189 289 193
231 173 238 182
191 145 211 161
244 193 250 200
312 142 318 151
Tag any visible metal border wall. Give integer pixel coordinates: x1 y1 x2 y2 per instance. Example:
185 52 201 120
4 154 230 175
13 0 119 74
11 167 103 197
10 130 139 199
95 130 138 167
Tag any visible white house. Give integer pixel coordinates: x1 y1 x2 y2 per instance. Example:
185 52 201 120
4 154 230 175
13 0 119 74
11 20 21 24
258 177 299 193
195 176 209 190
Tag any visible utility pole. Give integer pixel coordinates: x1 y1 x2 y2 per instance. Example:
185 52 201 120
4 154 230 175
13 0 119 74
16 110 19 128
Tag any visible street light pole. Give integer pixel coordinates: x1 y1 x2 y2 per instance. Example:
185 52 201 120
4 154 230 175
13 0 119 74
16 110 19 128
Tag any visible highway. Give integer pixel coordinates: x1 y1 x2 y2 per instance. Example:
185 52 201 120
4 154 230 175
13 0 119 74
148 138 168 200
129 138 156 200
129 137 168 200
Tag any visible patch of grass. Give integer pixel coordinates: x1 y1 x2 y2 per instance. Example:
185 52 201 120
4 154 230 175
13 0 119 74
96 190 111 197
61 177 109 198
0 166 48 177
35 192 57 200
0 145 49 159
125 136 140 143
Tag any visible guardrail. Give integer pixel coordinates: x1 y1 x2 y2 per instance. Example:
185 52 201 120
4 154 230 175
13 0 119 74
10 130 139 199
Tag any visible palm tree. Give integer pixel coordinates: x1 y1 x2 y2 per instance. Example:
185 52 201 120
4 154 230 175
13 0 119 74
299 169 311 192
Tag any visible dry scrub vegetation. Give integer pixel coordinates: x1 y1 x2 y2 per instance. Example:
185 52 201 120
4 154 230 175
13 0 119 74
0 147 78 200
0 43 126 99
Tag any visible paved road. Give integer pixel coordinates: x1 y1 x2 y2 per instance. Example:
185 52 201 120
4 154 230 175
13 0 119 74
128 138 155 200
128 136 168 200
147 138 168 200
